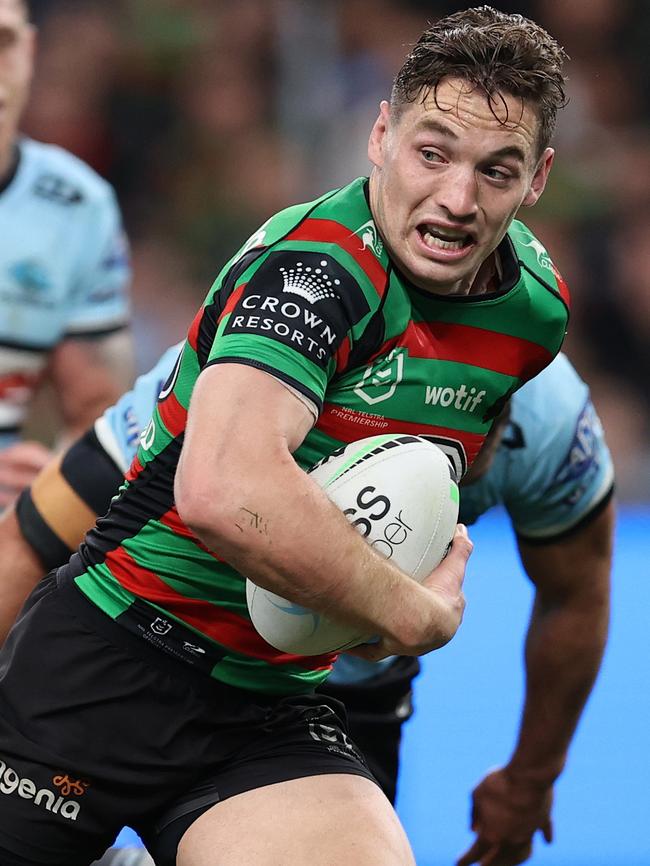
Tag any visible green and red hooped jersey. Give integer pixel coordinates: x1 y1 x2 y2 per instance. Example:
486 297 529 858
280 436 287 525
70 178 570 695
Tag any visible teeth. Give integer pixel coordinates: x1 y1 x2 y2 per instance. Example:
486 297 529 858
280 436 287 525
422 231 466 251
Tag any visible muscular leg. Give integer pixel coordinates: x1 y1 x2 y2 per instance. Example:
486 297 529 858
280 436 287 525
177 774 415 866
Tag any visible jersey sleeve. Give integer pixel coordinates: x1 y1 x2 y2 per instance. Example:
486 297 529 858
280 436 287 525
15 427 125 570
504 396 615 542
64 184 132 338
205 248 373 412
94 342 182 472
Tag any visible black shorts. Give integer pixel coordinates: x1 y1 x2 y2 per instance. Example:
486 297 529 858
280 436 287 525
319 655 420 804
0 573 375 866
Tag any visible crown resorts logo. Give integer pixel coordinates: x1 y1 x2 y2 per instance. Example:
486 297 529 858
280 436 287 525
280 260 340 304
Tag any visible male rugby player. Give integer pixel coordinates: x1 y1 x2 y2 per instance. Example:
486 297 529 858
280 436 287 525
0 0 133 507
0 350 613 866
0 8 571 865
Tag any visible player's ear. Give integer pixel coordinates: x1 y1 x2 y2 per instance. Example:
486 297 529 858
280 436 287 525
522 147 554 207
368 101 391 169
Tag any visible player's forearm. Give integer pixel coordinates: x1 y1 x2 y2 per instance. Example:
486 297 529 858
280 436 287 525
506 588 609 785
508 506 613 786
0 507 47 644
177 449 462 651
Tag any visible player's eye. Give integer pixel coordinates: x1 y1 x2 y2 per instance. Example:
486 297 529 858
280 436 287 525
421 149 444 164
483 167 512 182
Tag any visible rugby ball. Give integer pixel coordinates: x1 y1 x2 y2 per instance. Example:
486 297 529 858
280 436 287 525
245 434 459 655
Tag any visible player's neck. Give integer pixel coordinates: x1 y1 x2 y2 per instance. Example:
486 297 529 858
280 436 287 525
466 250 503 296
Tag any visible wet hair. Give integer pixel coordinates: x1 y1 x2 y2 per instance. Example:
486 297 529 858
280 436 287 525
391 5 568 154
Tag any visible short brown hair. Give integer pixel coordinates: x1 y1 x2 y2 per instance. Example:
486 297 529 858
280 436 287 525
391 5 568 153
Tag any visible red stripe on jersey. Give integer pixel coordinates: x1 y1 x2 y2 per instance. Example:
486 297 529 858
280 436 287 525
157 392 186 439
218 282 246 323
125 454 144 482
336 336 351 372
317 403 486 465
158 507 224 560
104 545 334 671
286 219 387 297
187 307 203 352
551 264 571 308
374 321 552 380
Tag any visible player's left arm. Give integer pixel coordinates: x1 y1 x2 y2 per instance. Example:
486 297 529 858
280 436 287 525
47 329 135 444
458 499 614 866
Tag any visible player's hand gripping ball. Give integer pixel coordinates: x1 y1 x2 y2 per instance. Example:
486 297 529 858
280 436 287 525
246 434 459 655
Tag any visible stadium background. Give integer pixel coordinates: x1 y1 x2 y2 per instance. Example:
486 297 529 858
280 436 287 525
20 1 649 863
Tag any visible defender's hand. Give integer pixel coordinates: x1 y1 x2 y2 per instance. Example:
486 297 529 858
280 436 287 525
456 768 553 866
0 440 52 507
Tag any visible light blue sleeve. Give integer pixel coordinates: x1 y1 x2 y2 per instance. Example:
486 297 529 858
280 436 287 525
93 344 183 471
64 184 132 336
502 356 615 540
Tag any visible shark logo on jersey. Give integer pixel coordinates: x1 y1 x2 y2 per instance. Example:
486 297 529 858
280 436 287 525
354 349 404 405
354 219 383 259
8 260 51 293
280 259 340 304
33 173 84 205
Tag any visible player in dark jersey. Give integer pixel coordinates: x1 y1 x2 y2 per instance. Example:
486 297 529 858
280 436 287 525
0 9 571 866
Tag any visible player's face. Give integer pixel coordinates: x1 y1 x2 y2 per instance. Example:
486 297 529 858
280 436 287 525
368 77 554 295
0 0 34 156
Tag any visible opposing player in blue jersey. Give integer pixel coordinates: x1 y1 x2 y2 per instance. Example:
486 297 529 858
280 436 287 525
0 347 614 866
0 0 133 507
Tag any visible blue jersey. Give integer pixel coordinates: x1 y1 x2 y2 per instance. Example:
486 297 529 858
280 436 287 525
92 349 614 685
459 352 614 540
0 137 131 446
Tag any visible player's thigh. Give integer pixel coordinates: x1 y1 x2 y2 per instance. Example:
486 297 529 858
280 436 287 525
177 774 415 866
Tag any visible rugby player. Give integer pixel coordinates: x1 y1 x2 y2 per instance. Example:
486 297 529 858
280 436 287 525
0 0 133 507
0 9 572 865
0 349 614 866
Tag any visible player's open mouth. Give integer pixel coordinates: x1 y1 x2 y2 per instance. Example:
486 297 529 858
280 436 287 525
417 224 474 251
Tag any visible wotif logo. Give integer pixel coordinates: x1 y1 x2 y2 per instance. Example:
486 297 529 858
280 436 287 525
0 758 83 822
425 383 486 413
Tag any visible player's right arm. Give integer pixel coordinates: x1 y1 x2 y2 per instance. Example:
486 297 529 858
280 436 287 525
175 362 471 658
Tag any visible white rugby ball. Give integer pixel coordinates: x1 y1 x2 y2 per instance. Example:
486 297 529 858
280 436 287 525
246 433 459 656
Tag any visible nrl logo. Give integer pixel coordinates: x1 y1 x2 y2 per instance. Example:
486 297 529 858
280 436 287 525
354 219 383 259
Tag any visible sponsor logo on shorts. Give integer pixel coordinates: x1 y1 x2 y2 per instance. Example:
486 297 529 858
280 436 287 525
307 713 363 762
0 758 85 822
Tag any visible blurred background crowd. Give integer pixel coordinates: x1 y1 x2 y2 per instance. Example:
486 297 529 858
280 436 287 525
23 0 650 499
